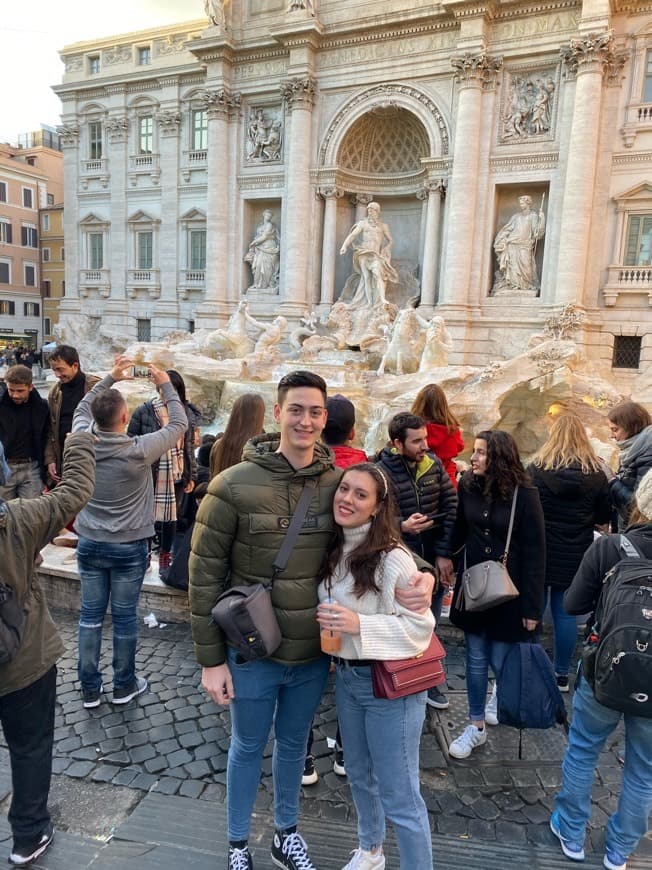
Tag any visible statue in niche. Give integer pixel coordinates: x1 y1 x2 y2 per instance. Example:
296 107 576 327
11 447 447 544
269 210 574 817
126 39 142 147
204 0 227 29
247 109 283 161
244 306 287 359
244 210 280 291
339 201 399 309
502 75 555 140
419 315 453 371
492 195 546 297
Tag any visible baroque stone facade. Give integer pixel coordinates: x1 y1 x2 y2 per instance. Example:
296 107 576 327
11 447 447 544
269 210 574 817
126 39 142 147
53 2 652 379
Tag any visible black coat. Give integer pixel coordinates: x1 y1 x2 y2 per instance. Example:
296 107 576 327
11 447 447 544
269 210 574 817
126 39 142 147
0 386 49 482
529 463 611 589
450 476 546 643
375 446 457 561
127 400 197 487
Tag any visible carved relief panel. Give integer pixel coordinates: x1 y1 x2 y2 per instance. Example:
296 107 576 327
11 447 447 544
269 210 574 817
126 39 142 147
498 66 559 144
244 104 284 163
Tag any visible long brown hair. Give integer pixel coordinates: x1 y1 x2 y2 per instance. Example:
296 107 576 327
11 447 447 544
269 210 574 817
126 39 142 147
531 413 601 474
411 383 461 433
209 393 265 478
318 463 402 598
463 429 528 500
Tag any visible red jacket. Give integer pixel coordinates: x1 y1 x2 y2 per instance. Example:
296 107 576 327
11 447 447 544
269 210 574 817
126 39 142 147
331 445 368 468
425 422 464 489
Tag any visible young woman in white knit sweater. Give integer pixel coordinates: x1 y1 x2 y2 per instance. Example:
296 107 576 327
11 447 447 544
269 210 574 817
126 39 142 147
316 463 435 870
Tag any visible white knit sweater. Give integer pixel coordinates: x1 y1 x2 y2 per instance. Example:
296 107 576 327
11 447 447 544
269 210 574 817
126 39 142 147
317 523 435 661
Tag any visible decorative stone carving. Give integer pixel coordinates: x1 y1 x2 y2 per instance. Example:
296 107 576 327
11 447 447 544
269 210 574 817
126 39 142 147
339 201 398 309
156 35 189 56
203 301 254 359
451 53 503 88
57 124 80 146
106 116 129 142
287 0 315 12
280 77 317 110
157 110 182 135
244 307 287 360
65 57 83 73
244 210 281 291
104 45 132 65
560 31 618 79
492 194 546 297
246 107 283 161
544 303 584 340
500 73 556 141
378 306 425 375
204 0 227 28
419 315 453 371
199 88 241 117
352 193 373 210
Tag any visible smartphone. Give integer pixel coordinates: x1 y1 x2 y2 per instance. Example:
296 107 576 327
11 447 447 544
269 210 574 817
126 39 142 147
426 511 448 522
131 364 150 378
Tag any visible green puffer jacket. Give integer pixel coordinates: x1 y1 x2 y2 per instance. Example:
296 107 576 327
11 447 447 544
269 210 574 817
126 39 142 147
189 433 341 667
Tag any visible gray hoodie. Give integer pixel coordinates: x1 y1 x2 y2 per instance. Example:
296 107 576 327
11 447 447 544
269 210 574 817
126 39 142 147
72 375 188 542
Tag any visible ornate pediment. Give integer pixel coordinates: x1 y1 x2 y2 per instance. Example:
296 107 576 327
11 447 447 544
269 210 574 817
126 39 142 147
79 212 110 227
127 210 160 224
179 208 206 222
614 181 652 204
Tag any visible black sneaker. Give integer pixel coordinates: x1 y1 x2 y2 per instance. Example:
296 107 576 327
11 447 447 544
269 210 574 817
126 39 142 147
271 830 316 870
82 684 103 709
112 676 148 705
556 675 570 693
333 747 346 777
228 844 253 870
301 755 318 786
8 822 54 866
426 686 450 709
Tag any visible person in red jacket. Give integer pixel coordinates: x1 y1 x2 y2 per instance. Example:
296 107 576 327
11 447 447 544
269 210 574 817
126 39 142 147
412 383 464 489
322 394 368 468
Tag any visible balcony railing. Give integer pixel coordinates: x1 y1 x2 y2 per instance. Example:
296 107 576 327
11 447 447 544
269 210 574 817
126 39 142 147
186 150 207 164
80 269 110 285
128 269 159 283
180 269 205 285
602 264 652 306
81 158 108 175
129 154 160 172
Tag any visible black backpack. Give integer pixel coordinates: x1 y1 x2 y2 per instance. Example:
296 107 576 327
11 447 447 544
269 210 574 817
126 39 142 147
498 642 568 735
0 581 25 665
581 535 652 718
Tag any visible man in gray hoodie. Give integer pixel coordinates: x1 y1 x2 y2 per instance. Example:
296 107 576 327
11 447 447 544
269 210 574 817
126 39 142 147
72 356 188 708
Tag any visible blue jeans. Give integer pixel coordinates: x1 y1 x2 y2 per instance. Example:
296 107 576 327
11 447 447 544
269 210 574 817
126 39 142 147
225 647 330 840
554 674 652 860
336 664 433 869
77 537 149 692
547 587 580 677
465 630 512 721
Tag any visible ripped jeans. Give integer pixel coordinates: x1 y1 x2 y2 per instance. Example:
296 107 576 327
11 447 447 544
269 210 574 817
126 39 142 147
77 537 149 692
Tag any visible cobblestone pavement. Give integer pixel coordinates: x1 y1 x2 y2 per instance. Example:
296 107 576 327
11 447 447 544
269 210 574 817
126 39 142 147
4 608 648 862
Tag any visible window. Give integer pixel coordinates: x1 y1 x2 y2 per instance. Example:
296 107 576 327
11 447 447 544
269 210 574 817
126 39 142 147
41 279 51 298
88 122 102 160
42 214 50 232
42 248 50 262
61 247 64 260
89 55 100 75
21 225 38 247
44 317 51 335
613 336 642 369
137 318 151 342
137 231 153 269
24 302 39 317
0 182 6 203
22 188 33 209
24 264 36 286
0 262 9 283
189 229 206 270
0 301 15 315
0 221 12 244
624 215 652 266
46 193 54 206
26 157 35 167
191 109 208 151
138 46 151 66
61 280 66 294
138 116 153 154
188 320 195 334
88 233 103 270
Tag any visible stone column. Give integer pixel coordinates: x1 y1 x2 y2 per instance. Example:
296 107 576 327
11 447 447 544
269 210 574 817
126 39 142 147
194 88 240 327
280 77 316 316
555 33 622 306
155 108 183 333
420 179 446 311
57 124 81 312
105 116 129 305
319 186 342 306
439 53 502 307
353 193 372 223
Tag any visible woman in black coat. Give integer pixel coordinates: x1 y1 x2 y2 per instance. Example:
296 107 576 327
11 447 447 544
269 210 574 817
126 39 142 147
528 413 611 691
448 430 545 759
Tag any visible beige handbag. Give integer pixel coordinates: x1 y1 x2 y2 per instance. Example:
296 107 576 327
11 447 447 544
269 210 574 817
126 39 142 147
460 487 520 612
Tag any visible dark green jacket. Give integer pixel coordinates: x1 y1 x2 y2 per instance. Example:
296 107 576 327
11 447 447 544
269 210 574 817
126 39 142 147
0 432 95 697
189 433 341 667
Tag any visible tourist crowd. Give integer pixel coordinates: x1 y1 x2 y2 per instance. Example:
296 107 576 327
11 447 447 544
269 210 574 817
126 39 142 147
0 350 650 870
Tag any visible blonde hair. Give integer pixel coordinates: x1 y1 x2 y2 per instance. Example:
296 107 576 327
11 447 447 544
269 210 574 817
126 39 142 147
531 413 601 474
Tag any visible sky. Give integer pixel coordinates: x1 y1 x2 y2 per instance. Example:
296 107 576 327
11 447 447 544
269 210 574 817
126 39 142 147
1 0 197 143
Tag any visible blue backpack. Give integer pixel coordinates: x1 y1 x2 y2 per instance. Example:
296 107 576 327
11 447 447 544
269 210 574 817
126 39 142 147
498 643 569 744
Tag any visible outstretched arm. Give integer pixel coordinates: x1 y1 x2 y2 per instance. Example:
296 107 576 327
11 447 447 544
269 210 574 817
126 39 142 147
340 222 361 255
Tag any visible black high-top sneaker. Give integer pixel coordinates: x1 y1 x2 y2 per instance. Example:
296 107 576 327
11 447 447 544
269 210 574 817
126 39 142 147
271 828 316 870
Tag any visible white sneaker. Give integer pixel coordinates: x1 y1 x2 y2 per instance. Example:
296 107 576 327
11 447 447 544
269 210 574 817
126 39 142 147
485 681 498 726
342 847 385 870
449 724 487 759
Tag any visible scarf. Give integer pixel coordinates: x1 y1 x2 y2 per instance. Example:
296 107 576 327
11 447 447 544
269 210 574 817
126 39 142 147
616 424 652 475
152 397 185 523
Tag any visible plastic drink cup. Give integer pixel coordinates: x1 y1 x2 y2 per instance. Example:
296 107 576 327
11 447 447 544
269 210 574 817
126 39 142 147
320 627 341 654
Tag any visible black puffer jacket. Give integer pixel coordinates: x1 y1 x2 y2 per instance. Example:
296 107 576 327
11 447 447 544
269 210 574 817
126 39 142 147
529 463 611 589
128 399 197 487
0 386 49 482
450 476 546 643
375 447 457 561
